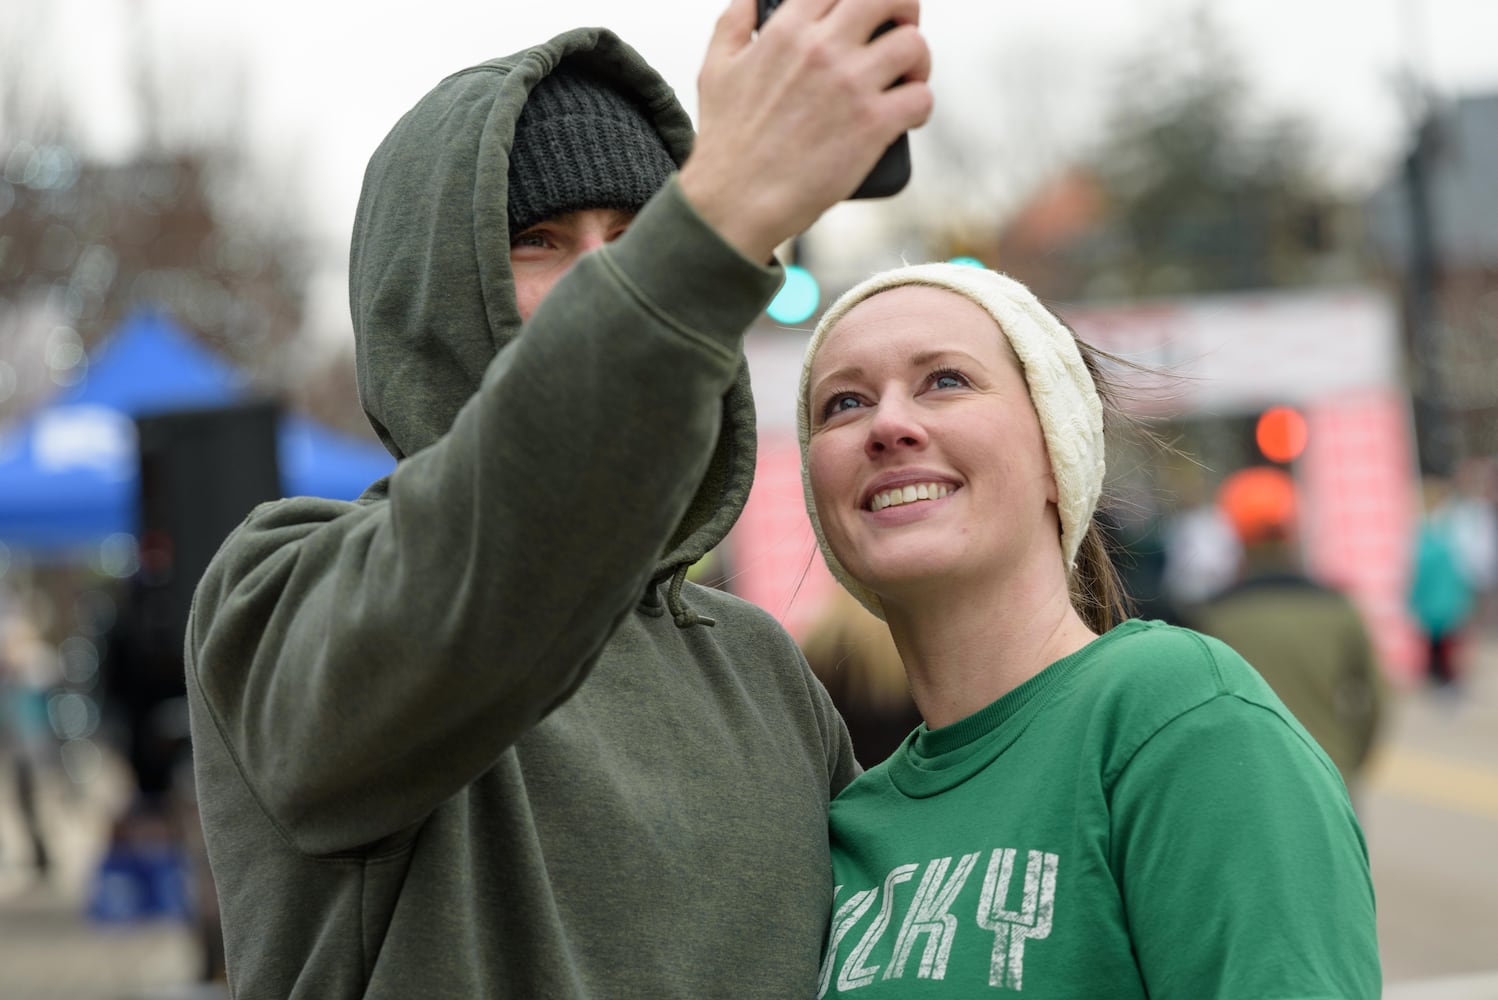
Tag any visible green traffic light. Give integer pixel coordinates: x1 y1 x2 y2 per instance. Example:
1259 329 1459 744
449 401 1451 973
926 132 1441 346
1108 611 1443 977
948 256 985 269
767 265 820 325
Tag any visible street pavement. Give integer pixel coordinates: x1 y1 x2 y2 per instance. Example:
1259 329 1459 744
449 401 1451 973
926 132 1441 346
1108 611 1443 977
1365 633 1498 997
1 636 1496 999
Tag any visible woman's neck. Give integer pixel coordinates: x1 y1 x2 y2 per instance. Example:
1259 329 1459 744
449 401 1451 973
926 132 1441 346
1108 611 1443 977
883 560 1097 730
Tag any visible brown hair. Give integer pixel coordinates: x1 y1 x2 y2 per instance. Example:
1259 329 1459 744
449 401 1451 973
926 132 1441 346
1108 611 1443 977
1070 522 1131 633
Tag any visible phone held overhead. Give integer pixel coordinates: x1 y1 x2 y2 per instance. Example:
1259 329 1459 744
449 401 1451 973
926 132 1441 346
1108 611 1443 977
756 0 912 199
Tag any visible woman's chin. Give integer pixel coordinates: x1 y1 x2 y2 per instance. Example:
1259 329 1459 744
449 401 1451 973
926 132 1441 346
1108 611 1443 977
847 554 966 603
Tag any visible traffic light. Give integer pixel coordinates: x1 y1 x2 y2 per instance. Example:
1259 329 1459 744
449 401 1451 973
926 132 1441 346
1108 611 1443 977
767 264 820 325
1255 406 1308 464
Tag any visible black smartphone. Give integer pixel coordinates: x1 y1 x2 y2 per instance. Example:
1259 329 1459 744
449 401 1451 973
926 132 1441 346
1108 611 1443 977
756 0 912 199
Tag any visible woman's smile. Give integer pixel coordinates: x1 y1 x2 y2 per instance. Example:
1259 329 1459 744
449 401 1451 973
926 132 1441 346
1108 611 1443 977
865 480 960 512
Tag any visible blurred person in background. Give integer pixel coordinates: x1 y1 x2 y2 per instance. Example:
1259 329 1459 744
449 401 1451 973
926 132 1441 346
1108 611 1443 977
183 0 932 996
1158 464 1241 620
1191 465 1388 806
798 262 1379 997
102 537 195 833
91 542 218 974
800 586 923 767
1409 475 1479 692
0 598 56 880
1443 456 1498 629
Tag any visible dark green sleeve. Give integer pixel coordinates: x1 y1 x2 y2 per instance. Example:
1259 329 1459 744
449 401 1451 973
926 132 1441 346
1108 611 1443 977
187 178 782 856
1109 694 1381 999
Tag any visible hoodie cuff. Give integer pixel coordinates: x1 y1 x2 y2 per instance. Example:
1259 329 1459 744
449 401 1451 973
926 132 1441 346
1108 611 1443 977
605 175 784 353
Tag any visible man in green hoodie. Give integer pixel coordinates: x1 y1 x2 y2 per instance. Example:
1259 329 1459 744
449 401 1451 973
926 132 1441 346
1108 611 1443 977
183 0 932 996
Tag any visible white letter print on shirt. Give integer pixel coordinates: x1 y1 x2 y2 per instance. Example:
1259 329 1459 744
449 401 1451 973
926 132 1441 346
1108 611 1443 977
818 888 878 998
886 853 982 981
825 847 1060 993
838 864 919 990
976 849 1059 990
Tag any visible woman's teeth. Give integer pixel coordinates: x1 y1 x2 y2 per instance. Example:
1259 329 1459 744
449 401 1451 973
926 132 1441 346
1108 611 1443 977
869 483 953 512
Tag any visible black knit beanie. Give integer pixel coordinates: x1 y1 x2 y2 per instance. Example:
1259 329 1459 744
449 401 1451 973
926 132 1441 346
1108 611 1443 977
506 67 678 235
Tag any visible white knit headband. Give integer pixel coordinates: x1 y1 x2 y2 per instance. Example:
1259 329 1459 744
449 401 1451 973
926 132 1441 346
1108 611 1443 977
796 262 1106 620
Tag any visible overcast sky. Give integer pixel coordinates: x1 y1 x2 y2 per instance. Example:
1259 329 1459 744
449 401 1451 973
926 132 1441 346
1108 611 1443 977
19 1 1496 228
8 0 1498 330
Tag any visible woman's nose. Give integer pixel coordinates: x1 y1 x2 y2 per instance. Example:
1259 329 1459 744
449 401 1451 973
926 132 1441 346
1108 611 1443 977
865 398 926 456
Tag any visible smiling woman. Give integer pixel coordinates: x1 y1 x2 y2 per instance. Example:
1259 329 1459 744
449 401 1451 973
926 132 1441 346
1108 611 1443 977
803 285 1070 631
798 264 1120 645
796 261 1382 1000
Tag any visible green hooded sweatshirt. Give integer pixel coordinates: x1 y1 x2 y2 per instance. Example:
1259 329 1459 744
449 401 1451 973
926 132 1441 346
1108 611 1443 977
185 28 858 999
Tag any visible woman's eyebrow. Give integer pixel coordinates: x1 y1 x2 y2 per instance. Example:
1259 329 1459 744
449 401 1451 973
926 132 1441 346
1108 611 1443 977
810 364 866 398
908 348 979 369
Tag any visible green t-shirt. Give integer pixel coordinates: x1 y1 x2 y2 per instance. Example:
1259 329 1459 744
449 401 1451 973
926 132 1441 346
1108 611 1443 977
824 619 1380 998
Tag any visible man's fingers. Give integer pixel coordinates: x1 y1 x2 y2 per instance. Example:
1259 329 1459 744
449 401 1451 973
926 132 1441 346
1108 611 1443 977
870 22 931 88
707 0 759 59
764 0 842 30
825 0 922 48
884 77 935 132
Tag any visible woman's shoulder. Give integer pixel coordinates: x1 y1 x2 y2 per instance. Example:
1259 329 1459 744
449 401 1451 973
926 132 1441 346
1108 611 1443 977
1078 619 1284 729
1097 618 1252 681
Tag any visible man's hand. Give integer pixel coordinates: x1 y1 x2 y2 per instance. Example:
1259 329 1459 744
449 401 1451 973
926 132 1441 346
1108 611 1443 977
679 0 933 264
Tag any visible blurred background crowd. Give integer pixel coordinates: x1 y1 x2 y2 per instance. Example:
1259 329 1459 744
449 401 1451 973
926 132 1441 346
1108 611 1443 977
2 0 1496 997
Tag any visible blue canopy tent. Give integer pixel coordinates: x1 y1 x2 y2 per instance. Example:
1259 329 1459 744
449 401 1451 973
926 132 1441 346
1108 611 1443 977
0 310 394 557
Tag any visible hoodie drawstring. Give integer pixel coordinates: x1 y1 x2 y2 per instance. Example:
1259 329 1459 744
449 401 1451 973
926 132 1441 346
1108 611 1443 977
666 564 716 629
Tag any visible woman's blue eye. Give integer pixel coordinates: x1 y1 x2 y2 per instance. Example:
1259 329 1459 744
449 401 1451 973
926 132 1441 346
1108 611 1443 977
931 369 967 390
824 394 861 417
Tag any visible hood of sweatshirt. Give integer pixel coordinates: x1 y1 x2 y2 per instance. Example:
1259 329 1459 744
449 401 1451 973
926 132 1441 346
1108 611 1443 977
348 28 758 585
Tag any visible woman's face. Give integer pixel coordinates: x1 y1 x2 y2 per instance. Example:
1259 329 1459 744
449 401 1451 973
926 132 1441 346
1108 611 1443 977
805 285 1059 600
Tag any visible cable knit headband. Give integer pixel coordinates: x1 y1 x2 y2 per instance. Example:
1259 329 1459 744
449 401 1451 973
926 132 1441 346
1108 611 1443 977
796 262 1106 620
